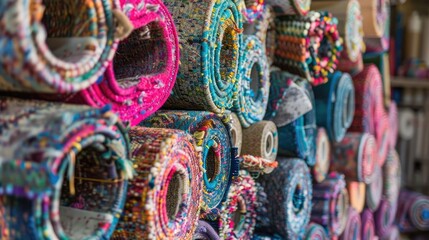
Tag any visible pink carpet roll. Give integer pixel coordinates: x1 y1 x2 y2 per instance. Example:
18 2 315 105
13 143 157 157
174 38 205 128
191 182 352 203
339 207 361 240
388 102 398 148
375 199 396 237
375 112 390 165
361 209 376 240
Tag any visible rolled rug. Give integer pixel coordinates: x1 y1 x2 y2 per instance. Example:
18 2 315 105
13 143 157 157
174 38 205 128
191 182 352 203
241 120 278 162
396 190 429 232
375 112 390 166
162 0 242 113
331 133 377 184
383 150 401 209
388 102 398 148
194 221 220 240
313 71 355 143
374 199 395 237
312 128 331 183
275 11 343 86
72 0 179 126
339 207 361 240
311 173 349 238
361 209 376 240
347 181 366 213
0 0 130 93
265 0 311 16
140 111 234 217
218 171 257 239
303 222 329 240
234 35 270 128
365 165 383 211
362 0 391 52
257 158 313 239
0 98 133 239
229 113 243 155
112 127 202 239
379 226 400 240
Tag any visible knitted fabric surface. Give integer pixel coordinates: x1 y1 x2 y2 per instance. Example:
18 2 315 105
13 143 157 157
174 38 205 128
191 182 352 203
265 0 311 16
313 71 355 143
396 190 429 232
0 0 128 93
347 181 366 213
362 0 390 52
311 172 349 238
241 120 278 162
365 164 383 211
274 11 342 86
218 171 257 240
140 111 235 217
71 0 179 126
383 150 401 211
112 127 202 239
374 199 396 237
331 132 377 184
162 0 243 113
339 207 361 240
257 158 313 239
388 102 398 148
361 209 376 240
0 98 133 239
303 222 329 240
312 128 331 183
234 35 269 128
194 220 220 240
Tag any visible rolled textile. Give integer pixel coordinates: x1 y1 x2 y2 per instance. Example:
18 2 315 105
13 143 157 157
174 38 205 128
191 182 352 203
312 128 331 183
194 221 220 240
113 127 202 239
311 173 349 237
375 112 390 166
234 35 270 128
275 11 343 86
73 0 179 126
0 98 133 239
266 0 311 16
361 209 376 240
218 171 257 239
257 158 313 239
363 0 391 52
241 120 278 162
0 0 130 93
303 222 329 240
396 190 429 232
383 150 401 208
313 71 355 143
140 111 234 216
162 0 243 113
339 207 361 240
347 181 366 213
388 102 398 148
374 199 395 237
365 165 383 211
379 226 400 240
331 133 377 184
229 113 243 155
240 155 279 175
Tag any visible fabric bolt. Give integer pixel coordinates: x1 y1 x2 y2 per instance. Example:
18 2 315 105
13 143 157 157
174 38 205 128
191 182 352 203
234 35 270 128
112 127 202 239
0 98 133 239
360 209 376 240
339 207 361 240
396 190 429 232
365 165 383 211
388 102 398 148
0 0 130 93
70 0 179 126
379 226 400 240
266 0 311 16
313 71 355 143
275 11 343 85
241 120 278 162
240 155 279 175
162 0 242 113
218 171 257 240
311 172 349 238
194 220 220 240
140 111 234 216
312 128 331 183
375 112 390 166
383 150 401 209
331 133 377 184
303 222 329 240
362 0 390 52
347 181 366 213
374 199 395 237
229 113 243 155
257 158 313 239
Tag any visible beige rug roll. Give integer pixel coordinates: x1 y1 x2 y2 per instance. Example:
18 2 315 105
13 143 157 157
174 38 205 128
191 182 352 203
241 120 278 162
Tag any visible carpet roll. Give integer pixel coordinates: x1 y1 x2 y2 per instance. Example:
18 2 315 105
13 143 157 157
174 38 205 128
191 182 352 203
331 133 377 184
258 158 313 239
375 112 390 165
383 150 401 208
303 222 329 240
266 0 311 16
388 102 398 148
362 0 390 52
218 171 257 239
113 127 202 239
348 181 366 213
379 226 400 240
163 0 242 113
366 165 382 211
140 111 234 216
361 209 376 240
397 190 429 232
275 11 342 85
339 207 361 240
312 128 331 183
194 221 220 240
311 173 349 237
229 113 243 155
241 120 278 162
313 71 355 143
73 0 178 126
0 98 133 239
234 35 270 128
0 0 130 93
375 199 395 237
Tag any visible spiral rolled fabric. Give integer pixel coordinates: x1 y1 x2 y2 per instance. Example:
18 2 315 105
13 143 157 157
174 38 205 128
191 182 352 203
312 128 331 183
162 0 242 113
339 207 361 240
234 35 270 128
383 150 401 209
365 165 383 211
71 0 178 126
140 111 234 216
331 133 377 184
241 120 278 162
311 173 349 238
361 209 376 240
0 0 131 93
396 190 429 232
347 181 366 213
303 222 329 240
375 112 390 166
275 11 342 86
313 71 355 143
194 221 220 240
0 98 133 239
375 199 396 237
388 102 398 148
257 158 313 239
265 0 311 16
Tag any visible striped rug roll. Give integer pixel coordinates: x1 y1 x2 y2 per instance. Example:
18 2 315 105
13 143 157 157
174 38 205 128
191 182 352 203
266 0 311 16
312 128 331 183
361 209 376 240
313 71 355 143
396 190 429 232
339 207 361 240
194 221 220 240
304 222 329 240
241 120 279 162
331 133 377 184
383 150 401 209
112 127 202 239
258 158 313 239
0 98 133 239
366 165 383 211
375 199 395 237
348 181 366 213
388 102 398 148
311 173 349 238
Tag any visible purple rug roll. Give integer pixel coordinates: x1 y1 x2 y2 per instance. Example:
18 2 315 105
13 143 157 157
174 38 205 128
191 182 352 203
383 150 401 209
193 221 220 240
379 225 400 240
396 190 429 232
340 207 361 240
374 199 395 237
361 209 376 240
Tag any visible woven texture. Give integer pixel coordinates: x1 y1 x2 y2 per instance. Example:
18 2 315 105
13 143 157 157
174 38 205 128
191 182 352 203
240 155 279 175
339 207 361 240
0 98 133 239
379 225 399 240
361 209 376 240
303 222 329 240
241 120 278 162
374 199 395 237
312 128 330 183
396 190 429 232
194 220 220 240
383 150 401 211
365 165 383 211
266 0 311 16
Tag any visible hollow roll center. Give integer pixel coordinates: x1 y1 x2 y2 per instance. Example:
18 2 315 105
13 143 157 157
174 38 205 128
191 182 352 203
206 147 220 183
264 131 274 157
166 172 184 221
292 184 305 214
249 63 262 101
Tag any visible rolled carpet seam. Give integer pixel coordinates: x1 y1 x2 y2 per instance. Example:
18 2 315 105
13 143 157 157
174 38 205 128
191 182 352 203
0 98 133 239
241 120 279 162
266 0 311 16
312 128 331 183
194 220 220 240
162 0 243 113
0 0 130 93
361 209 376 240
374 199 396 237
396 190 429 232
303 222 329 240
347 181 366 213
365 164 383 211
339 207 361 240
383 150 401 209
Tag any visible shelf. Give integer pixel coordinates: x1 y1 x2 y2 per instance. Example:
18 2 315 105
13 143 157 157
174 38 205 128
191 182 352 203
391 77 429 89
